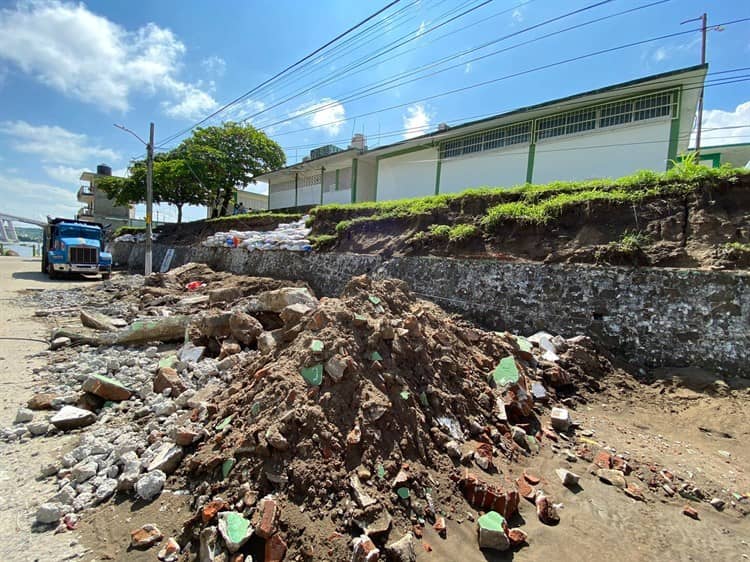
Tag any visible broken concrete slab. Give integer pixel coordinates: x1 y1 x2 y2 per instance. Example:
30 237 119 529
50 406 96 431
81 374 133 401
477 511 509 551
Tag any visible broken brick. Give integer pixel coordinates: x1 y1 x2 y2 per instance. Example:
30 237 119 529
460 471 519 519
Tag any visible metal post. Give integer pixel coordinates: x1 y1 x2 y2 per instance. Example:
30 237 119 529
145 122 154 276
694 13 707 159
681 13 708 159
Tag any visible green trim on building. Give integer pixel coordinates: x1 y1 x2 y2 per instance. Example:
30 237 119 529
294 173 299 207
695 141 750 150
351 158 358 204
434 159 442 195
267 180 271 211
526 143 536 184
376 143 433 161
335 169 340 191
319 169 324 205
698 152 722 168
374 159 379 202
666 86 683 170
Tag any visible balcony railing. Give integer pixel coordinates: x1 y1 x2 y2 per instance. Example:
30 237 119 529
77 186 94 201
77 207 94 217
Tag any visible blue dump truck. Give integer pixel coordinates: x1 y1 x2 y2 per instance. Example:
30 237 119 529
42 217 112 279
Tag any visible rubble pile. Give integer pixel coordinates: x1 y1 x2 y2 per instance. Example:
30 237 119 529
201 216 312 251
7 264 746 561
172 275 617 560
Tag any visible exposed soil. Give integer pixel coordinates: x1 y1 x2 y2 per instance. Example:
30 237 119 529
326 178 750 269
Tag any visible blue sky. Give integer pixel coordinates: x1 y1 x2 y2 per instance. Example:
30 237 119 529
1 0 748 223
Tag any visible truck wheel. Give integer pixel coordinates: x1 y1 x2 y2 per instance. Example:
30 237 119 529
47 263 57 279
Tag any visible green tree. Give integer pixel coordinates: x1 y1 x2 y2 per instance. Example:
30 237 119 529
97 153 207 223
179 122 285 217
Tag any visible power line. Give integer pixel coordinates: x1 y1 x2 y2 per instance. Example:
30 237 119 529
234 0 616 127
259 0 684 140
252 18 750 138
155 0 403 148
273 71 750 151
159 0 494 149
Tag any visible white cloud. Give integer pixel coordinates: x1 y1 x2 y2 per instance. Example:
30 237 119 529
512 8 524 23
693 100 750 147
402 104 431 139
0 171 79 220
293 98 346 136
415 21 426 38
0 1 216 117
43 165 85 185
0 120 119 164
161 82 218 120
652 47 669 63
464 62 473 74
201 56 226 77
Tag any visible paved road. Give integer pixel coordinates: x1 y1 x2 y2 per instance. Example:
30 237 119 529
0 256 89 561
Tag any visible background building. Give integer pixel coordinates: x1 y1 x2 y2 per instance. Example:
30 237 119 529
689 142 750 168
206 189 269 218
77 164 134 228
258 65 706 211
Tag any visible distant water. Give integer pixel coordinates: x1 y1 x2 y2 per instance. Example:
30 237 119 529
2 243 39 258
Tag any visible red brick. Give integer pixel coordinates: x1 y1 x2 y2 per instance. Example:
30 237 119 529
255 496 279 539
594 450 612 469
682 506 699 520
516 477 536 501
523 469 541 485
460 471 520 519
201 500 229 524
265 533 288 562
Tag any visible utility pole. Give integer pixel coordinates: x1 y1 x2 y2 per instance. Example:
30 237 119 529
681 13 707 158
114 122 155 276
145 122 154 276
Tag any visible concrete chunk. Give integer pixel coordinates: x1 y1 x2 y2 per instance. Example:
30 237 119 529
50 406 96 431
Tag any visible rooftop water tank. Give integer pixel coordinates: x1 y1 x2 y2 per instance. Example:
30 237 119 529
96 164 112 176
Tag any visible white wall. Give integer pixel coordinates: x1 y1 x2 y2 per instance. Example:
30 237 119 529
532 120 671 184
377 147 437 201
269 189 295 210
323 190 352 205
297 184 320 207
356 159 376 203
440 147 529 193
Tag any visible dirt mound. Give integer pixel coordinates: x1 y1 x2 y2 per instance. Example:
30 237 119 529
172 275 620 560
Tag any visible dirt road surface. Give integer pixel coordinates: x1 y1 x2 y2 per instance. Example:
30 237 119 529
0 257 92 561
1 256 749 561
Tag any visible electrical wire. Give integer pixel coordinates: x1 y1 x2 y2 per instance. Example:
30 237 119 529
252 18 750 138
155 0 404 148
271 71 750 151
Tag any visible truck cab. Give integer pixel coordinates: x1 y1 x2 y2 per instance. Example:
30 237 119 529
42 218 112 279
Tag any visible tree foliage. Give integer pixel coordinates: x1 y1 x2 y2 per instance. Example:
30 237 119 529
99 122 285 222
180 122 285 216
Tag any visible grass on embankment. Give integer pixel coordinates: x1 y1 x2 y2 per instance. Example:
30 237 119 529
309 160 750 240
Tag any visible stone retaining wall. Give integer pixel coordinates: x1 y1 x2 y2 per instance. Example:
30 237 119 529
116 243 750 375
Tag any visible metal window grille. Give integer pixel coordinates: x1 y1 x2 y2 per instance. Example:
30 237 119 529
633 92 674 121
599 100 633 127
300 174 321 187
440 122 531 159
69 246 98 265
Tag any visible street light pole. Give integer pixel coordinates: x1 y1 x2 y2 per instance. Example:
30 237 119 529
114 122 155 276
145 122 154 276
681 13 708 159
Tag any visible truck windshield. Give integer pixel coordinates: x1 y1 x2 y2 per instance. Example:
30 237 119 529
58 226 99 239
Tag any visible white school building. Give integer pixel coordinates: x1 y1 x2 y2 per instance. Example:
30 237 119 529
256 64 707 210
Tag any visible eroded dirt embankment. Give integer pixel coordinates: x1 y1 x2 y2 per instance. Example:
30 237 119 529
314 176 750 269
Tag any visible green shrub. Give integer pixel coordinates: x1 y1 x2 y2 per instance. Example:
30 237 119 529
448 223 479 242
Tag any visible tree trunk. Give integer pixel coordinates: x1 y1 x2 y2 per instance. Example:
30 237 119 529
176 204 183 224
219 186 233 217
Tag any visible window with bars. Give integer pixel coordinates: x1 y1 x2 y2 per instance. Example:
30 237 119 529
439 122 531 159
437 89 677 157
299 174 321 187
